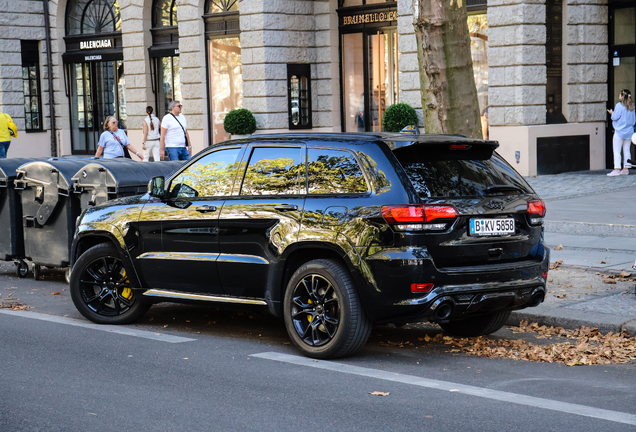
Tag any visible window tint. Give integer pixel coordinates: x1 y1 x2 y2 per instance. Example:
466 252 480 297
395 147 532 198
240 147 303 196
170 147 242 198
307 148 368 194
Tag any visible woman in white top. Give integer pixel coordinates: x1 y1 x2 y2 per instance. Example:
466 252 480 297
142 106 161 162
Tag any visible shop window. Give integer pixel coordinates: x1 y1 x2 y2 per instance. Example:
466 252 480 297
21 41 42 131
66 0 121 35
287 65 312 129
205 0 241 145
614 7 636 46
468 13 489 138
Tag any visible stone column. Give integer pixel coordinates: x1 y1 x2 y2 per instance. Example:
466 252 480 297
49 0 71 156
120 0 154 154
177 0 208 150
488 0 547 126
240 0 317 133
314 0 339 131
563 0 607 123
397 0 423 127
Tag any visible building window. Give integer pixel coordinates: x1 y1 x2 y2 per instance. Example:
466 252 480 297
288 64 312 129
154 0 177 27
151 0 180 116
339 0 394 7
468 13 489 138
546 0 565 124
66 0 121 35
21 41 42 131
206 0 239 13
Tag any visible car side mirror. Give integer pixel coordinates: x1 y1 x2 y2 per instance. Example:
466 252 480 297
148 176 165 198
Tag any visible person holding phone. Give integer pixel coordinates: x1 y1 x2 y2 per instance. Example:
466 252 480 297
607 89 636 176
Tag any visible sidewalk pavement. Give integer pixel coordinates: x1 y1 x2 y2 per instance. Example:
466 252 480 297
507 170 636 336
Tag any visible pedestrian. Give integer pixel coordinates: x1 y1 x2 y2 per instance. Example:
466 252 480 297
160 100 192 161
607 89 636 176
0 111 18 158
142 106 161 162
95 115 144 160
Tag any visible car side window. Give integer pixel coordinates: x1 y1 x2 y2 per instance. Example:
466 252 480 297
169 147 242 199
240 147 304 196
307 148 368 194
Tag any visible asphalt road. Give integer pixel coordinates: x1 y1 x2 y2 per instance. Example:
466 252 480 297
1 264 635 431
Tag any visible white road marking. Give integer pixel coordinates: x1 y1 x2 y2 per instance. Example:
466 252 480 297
0 309 196 343
252 352 636 426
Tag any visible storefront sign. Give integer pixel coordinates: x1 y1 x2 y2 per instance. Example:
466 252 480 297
79 39 113 50
342 11 397 26
84 55 102 61
175 49 180 55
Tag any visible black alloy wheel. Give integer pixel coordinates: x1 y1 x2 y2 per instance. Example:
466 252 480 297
284 259 372 359
70 243 150 324
290 273 340 347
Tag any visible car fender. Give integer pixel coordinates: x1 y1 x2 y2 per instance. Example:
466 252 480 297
74 222 142 288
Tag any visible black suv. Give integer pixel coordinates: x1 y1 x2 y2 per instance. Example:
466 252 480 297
70 133 549 358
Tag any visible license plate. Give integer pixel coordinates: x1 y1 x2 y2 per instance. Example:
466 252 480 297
469 218 515 236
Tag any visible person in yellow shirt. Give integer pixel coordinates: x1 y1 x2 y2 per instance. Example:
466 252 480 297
0 112 17 158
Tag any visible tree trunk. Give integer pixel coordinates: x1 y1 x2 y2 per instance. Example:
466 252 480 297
413 0 482 139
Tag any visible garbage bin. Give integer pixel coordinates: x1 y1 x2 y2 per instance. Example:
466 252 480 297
0 158 42 277
72 159 184 209
14 159 95 281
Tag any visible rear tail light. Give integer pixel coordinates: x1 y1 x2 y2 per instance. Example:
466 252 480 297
411 283 434 293
381 205 458 231
527 200 546 224
450 144 471 150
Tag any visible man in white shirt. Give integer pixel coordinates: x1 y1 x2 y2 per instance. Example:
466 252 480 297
160 100 192 161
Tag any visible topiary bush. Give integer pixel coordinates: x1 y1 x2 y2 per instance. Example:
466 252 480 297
223 108 257 135
381 103 419 133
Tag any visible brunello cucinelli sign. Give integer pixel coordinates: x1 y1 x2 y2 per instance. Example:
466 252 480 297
341 11 397 26
79 39 114 50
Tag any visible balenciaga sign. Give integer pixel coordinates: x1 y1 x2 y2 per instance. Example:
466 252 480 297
79 39 113 50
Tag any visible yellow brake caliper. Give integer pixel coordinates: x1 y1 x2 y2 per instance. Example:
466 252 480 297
121 270 133 300
307 298 313 322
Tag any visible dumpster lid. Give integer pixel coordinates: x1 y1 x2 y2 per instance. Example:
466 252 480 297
0 158 43 185
72 159 184 191
16 159 96 225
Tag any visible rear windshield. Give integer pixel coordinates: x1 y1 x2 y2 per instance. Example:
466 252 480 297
394 146 533 198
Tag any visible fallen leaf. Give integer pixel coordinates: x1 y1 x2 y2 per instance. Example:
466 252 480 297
618 215 624 218
555 294 567 299
603 279 616 284
619 271 632 278
369 391 390 396
598 261 607 264
51 292 60 295
555 244 563 250
565 284 572 288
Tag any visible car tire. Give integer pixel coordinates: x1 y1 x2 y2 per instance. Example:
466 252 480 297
283 259 372 359
70 243 150 325
438 310 511 337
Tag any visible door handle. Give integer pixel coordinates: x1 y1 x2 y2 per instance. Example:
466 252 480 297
274 204 298 212
195 205 217 213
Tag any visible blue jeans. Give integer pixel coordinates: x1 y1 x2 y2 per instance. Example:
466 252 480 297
0 141 10 158
166 147 190 161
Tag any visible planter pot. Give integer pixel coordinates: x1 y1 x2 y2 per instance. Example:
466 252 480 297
230 134 252 140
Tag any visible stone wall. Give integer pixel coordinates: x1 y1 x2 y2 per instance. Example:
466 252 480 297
488 0 547 126
0 0 47 130
396 0 423 126
563 0 608 123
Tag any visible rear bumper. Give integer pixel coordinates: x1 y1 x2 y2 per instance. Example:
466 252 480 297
361 241 550 323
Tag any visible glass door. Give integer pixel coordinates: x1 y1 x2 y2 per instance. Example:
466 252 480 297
70 60 126 154
155 55 182 117
342 29 398 132
608 5 636 166
208 37 242 144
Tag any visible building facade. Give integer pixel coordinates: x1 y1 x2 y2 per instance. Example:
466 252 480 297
0 0 634 176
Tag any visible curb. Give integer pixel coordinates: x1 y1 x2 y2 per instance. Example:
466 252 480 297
506 306 636 336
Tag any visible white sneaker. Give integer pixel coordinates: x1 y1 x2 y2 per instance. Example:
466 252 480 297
607 170 621 176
